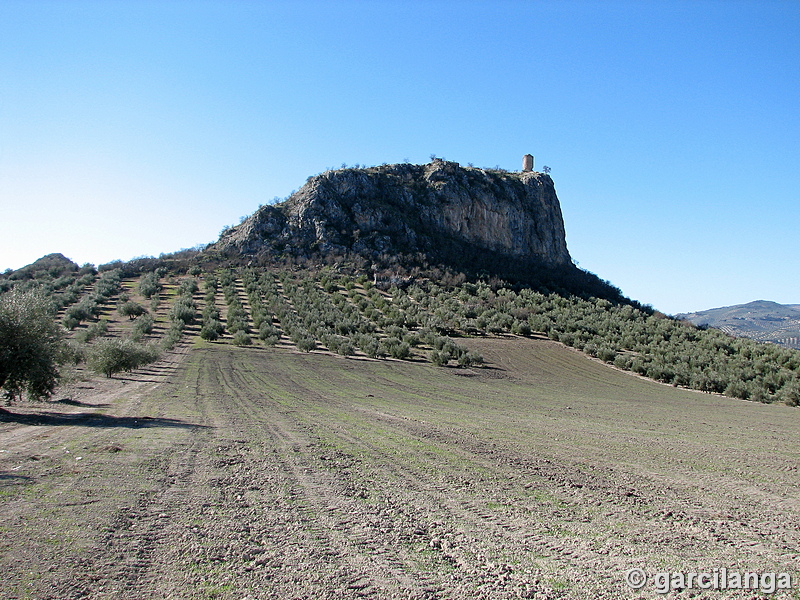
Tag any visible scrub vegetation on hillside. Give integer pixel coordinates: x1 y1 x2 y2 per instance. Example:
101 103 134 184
1 259 799 406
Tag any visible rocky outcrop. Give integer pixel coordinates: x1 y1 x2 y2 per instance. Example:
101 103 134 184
212 159 572 269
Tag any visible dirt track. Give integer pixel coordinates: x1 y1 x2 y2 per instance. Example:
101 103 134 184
2 339 799 599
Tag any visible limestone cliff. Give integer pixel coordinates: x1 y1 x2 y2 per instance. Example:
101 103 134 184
212 159 572 269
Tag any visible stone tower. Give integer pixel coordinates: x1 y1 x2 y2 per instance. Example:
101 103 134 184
522 154 534 172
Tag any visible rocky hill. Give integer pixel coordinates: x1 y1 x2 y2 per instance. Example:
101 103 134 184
1 253 79 281
679 300 800 349
210 159 573 276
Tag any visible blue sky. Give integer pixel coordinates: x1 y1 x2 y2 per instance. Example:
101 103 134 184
1 0 798 314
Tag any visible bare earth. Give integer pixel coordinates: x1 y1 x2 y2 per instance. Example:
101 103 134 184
1 338 799 599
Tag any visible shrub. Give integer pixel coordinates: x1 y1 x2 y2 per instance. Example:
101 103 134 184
74 319 108 344
258 321 279 341
458 351 484 367
170 297 196 325
232 331 252 346
261 334 279 346
133 313 154 336
391 341 411 359
511 320 532 336
597 347 617 363
430 350 449 367
375 337 411 360
62 315 80 330
87 338 160 377
162 325 183 350
724 380 749 400
63 340 86 365
778 380 800 406
0 289 68 401
64 304 91 325
178 278 199 297
295 335 317 352
403 332 420 347
356 334 380 358
200 323 220 341
119 301 147 320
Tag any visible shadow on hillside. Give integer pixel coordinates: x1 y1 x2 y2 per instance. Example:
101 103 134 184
0 408 208 430
56 398 111 408
0 473 32 484
110 376 161 383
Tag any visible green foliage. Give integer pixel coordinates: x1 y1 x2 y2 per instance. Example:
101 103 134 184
86 338 160 377
118 300 147 320
162 324 183 350
63 340 86 365
170 297 196 326
178 278 199 297
160 267 800 405
777 380 800 406
430 350 449 367
59 269 121 330
258 321 279 344
232 331 252 346
295 335 317 352
355 333 380 358
138 271 161 299
132 312 154 336
74 319 109 344
380 337 411 359
0 289 67 401
458 351 484 367
200 319 225 341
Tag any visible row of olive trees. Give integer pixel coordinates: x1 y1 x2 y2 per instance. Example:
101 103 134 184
281 274 378 357
322 275 481 366
138 270 162 299
241 270 280 344
50 272 98 310
273 271 482 366
268 273 317 352
395 278 800 404
220 273 252 346
199 274 225 341
66 270 165 379
62 269 122 330
163 277 198 350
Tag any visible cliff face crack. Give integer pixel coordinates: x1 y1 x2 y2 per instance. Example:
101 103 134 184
212 160 571 270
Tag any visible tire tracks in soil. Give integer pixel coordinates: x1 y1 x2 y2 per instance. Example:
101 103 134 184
4 343 800 600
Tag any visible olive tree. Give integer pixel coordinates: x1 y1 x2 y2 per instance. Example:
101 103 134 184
0 289 67 402
118 301 147 320
86 338 160 378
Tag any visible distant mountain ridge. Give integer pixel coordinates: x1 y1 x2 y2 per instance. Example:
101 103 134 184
678 300 800 349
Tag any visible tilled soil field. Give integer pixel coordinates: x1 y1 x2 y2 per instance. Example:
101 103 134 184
1 338 799 599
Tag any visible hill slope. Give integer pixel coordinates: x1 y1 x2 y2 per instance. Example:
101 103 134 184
0 253 79 282
679 300 800 349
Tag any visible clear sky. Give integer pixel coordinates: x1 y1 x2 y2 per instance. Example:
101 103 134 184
1 0 798 314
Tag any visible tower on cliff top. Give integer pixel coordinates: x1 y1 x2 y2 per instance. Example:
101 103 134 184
522 154 534 172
